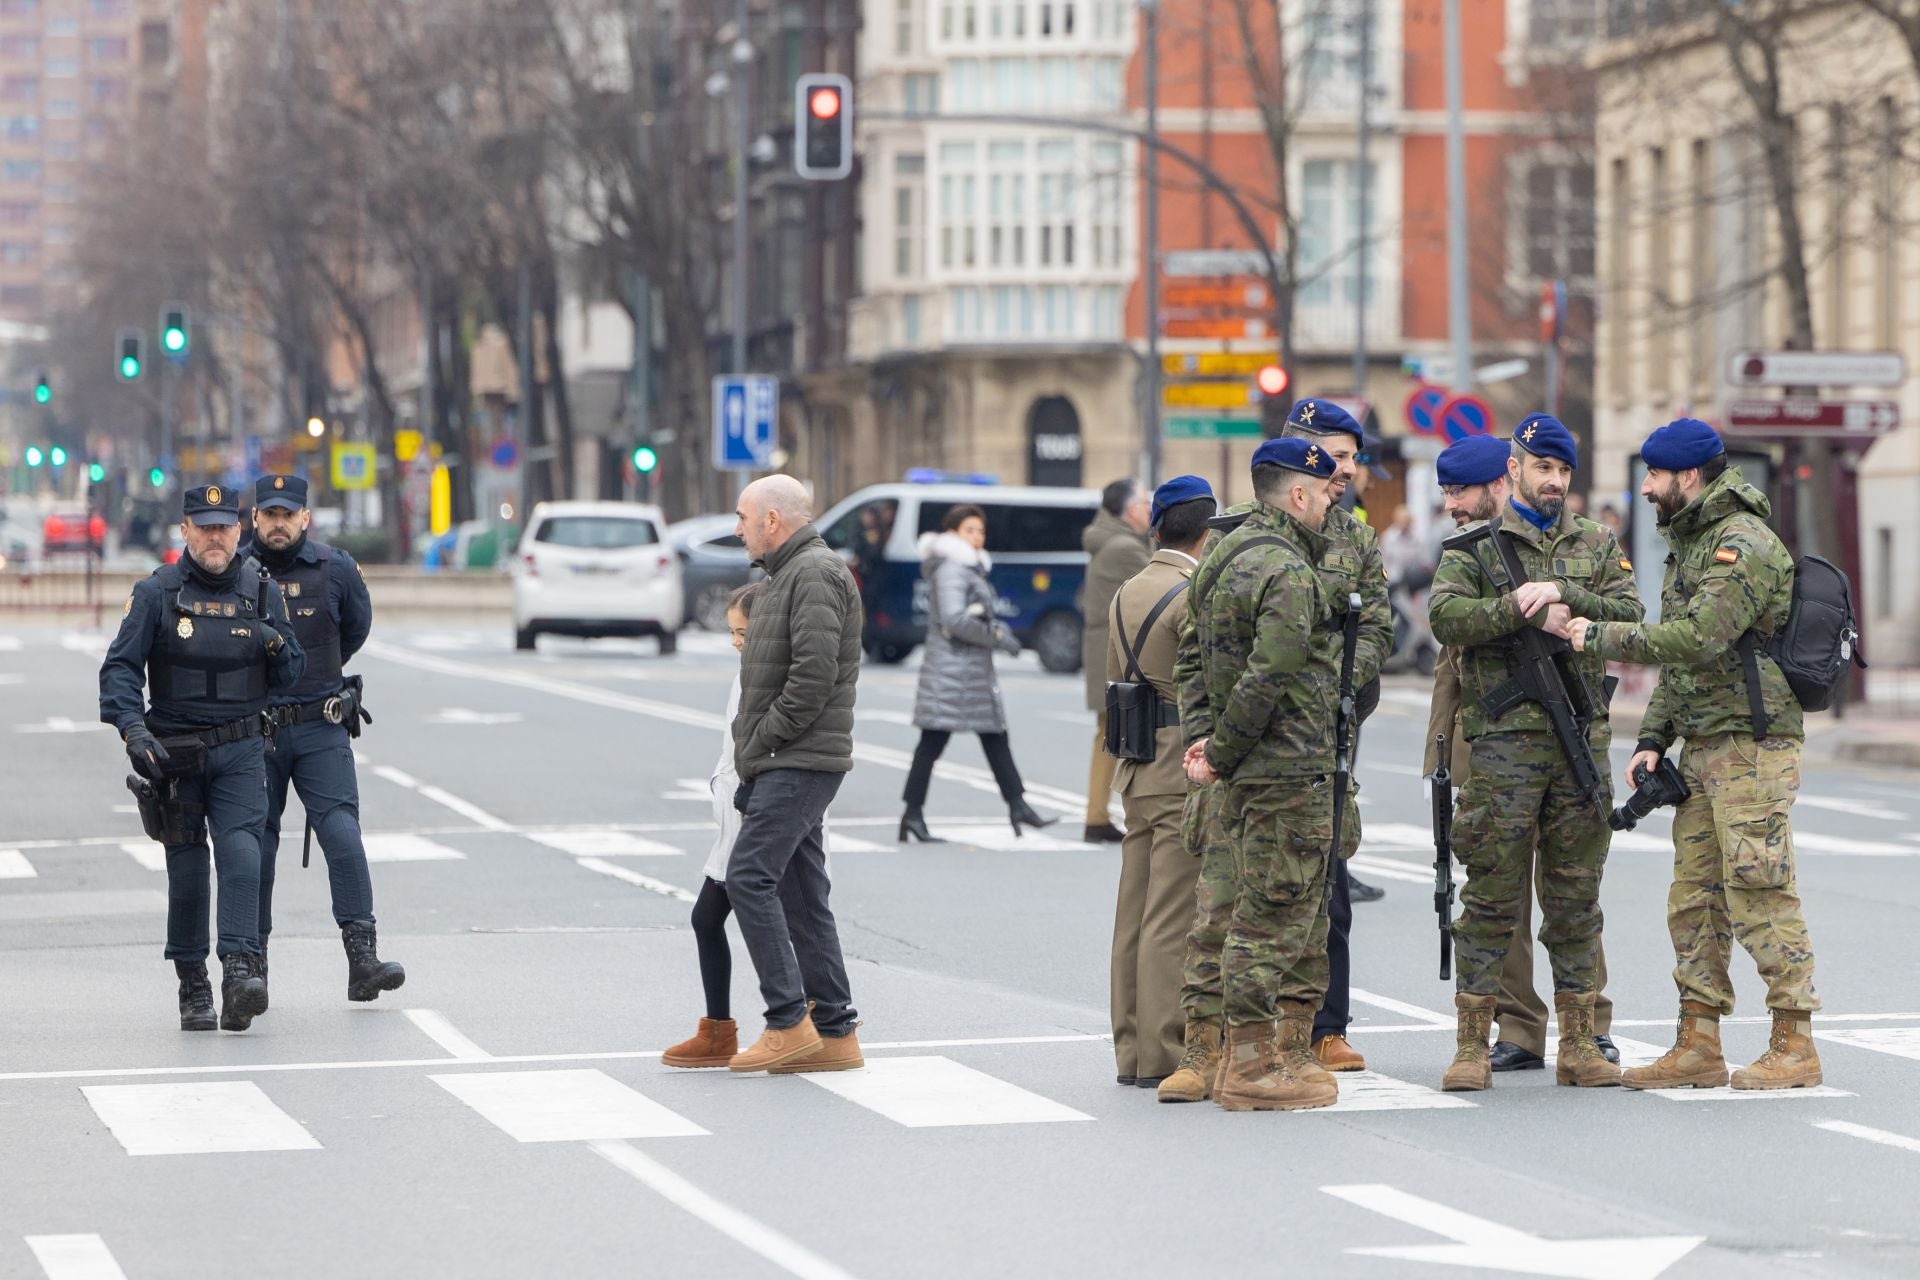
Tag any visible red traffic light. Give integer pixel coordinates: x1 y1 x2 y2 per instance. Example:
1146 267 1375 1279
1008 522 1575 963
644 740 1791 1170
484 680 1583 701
809 86 842 119
1255 364 1290 398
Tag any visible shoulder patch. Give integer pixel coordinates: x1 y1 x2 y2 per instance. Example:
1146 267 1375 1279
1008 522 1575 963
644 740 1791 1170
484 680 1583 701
1714 547 1740 564
1619 558 1632 571
124 595 132 615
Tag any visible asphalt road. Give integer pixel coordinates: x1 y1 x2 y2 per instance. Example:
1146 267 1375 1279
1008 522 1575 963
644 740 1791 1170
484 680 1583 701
4 620 1920 1280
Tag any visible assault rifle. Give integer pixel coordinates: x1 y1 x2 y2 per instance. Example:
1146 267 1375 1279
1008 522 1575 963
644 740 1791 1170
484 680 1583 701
1431 733 1455 981
1331 591 1362 859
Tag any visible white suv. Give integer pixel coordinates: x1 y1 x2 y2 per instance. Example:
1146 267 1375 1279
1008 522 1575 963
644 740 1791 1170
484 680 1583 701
511 501 685 654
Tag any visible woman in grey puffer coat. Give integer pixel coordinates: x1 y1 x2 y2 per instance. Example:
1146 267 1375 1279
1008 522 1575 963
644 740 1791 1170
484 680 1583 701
900 504 1057 842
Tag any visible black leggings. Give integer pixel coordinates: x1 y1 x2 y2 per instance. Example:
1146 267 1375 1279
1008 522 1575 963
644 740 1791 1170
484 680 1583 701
691 877 733 1020
903 729 1025 807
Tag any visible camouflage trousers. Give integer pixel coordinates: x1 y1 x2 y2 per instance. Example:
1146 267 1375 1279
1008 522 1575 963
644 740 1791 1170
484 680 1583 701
1181 780 1359 1021
1668 734 1818 1014
1452 730 1611 999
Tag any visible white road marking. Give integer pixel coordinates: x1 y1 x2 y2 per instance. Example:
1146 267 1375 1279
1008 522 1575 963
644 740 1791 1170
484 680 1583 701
1813 1119 1920 1156
1815 1027 1920 1061
855 708 918 726
58 634 107 656
404 1009 492 1061
526 829 683 857
0 635 20 651
800 1055 1092 1128
1793 833 1920 856
13 716 109 734
1349 854 1459 887
367 763 512 831
119 843 166 872
424 707 525 725
1323 1071 1476 1112
0 673 24 685
0 890 165 921
1351 988 1455 1026
81 1081 322 1155
592 1140 863 1280
1324 1183 1703 1280
1794 794 1906 822
434 1069 706 1142
1367 762 1428 778
1656 1083 1855 1103
829 834 894 854
24 1234 128 1280
0 849 37 878
362 834 467 863
575 857 697 902
918 822 1099 852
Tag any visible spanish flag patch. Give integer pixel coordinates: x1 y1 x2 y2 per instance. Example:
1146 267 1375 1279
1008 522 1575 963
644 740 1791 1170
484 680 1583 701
1619 558 1633 571
1714 547 1740 564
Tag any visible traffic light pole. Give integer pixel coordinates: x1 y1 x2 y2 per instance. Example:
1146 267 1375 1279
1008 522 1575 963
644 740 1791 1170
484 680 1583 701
731 0 751 378
159 356 176 502
1140 0 1162 489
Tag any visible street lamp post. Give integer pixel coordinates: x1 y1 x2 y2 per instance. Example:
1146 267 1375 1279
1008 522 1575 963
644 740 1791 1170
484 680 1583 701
1140 0 1162 488
1442 0 1472 395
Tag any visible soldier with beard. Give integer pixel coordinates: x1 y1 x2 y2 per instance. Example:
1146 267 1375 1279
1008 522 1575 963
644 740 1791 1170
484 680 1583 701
1427 415 1641 1092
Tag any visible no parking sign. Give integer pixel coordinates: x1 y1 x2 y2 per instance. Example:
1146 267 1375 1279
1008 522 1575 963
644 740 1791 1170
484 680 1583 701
1404 384 1447 437
1438 394 1494 443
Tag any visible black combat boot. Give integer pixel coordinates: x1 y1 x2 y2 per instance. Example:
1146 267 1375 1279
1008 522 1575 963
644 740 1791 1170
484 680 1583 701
255 935 270 1014
220 954 268 1031
175 960 216 1032
343 922 406 1002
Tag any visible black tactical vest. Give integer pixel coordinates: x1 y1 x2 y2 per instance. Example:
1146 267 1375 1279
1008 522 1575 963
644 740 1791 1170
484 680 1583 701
146 560 269 723
273 546 340 701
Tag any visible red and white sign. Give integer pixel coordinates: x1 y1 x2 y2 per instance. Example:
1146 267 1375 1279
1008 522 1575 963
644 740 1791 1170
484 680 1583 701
1727 350 1905 388
1723 399 1901 437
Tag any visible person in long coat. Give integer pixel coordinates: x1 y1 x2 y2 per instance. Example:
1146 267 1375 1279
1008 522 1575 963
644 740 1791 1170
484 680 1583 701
899 504 1057 842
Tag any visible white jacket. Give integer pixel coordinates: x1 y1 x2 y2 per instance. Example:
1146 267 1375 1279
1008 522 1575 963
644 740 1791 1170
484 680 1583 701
706 672 831 882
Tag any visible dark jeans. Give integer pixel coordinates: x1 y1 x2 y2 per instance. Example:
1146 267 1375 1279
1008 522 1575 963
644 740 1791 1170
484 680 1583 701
1314 857 1354 1042
260 718 376 934
725 768 855 1035
903 729 1024 807
164 736 267 963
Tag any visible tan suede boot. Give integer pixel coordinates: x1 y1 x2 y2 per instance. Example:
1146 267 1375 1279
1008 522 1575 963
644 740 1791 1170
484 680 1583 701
728 1015 823 1073
1214 1022 1337 1112
661 1017 738 1068
1441 993 1498 1091
1313 1035 1366 1073
1622 1002 1728 1090
1157 1018 1222 1104
770 1025 864 1074
1554 991 1622 1087
1277 1001 1336 1093
1731 1010 1823 1090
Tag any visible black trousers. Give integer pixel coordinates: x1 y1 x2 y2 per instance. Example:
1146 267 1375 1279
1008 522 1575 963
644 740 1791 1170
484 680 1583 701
902 729 1025 807
260 719 376 934
1314 858 1354 1041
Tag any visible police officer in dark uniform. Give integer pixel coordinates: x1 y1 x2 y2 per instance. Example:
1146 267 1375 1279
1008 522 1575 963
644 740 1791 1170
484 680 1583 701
244 474 405 1003
99 484 303 1032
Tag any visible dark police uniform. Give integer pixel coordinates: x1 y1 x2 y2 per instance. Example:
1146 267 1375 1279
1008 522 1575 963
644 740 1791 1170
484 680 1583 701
98 484 303 1031
244 473 405 1002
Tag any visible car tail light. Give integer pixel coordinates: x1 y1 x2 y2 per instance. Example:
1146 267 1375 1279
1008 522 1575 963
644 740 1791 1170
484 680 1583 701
521 553 538 578
45 517 63 539
89 516 106 541
656 552 673 571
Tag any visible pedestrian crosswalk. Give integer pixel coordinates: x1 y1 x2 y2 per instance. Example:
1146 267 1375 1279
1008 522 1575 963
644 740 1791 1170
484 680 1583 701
80 1080 323 1156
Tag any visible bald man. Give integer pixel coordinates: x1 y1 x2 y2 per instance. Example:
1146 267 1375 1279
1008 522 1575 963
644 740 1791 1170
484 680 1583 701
723 475 868 1075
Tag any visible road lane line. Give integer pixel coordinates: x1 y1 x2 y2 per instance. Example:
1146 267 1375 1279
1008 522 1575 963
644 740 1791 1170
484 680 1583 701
799 1055 1093 1127
576 856 698 902
436 1068 706 1141
81 1081 322 1155
1814 1119 1920 1155
1794 794 1907 821
24 1235 128 1280
1815 1027 1920 1061
362 834 468 863
404 1009 492 1061
1321 1071 1476 1112
0 849 37 878
118 842 166 872
526 830 683 857
592 1140 863 1280
1351 988 1455 1026
367 763 512 831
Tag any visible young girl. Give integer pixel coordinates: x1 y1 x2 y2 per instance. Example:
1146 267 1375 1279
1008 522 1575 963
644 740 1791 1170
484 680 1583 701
662 582 760 1068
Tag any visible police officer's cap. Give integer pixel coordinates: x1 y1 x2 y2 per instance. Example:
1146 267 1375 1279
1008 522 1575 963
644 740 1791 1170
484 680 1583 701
1150 474 1215 527
1640 418 1724 472
1251 437 1339 480
1436 435 1511 487
183 484 239 527
1511 413 1579 469
1286 397 1364 445
254 473 309 512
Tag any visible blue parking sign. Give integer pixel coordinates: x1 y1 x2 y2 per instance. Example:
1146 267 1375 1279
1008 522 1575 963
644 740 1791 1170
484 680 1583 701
713 375 779 471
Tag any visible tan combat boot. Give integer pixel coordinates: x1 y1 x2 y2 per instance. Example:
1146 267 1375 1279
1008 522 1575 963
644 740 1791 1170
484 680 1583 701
1314 1035 1366 1073
1441 993 1498 1091
1554 991 1622 1087
1621 1002 1728 1090
1157 1018 1222 1104
1276 1001 1337 1094
1731 1010 1823 1090
1214 1023 1337 1112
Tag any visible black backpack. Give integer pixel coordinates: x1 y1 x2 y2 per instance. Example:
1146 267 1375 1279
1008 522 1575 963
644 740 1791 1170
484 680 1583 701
1738 554 1867 734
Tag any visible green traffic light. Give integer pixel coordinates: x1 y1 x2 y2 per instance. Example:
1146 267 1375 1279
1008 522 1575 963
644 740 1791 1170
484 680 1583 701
120 356 141 379
49 446 67 467
24 445 42 467
88 462 105 482
163 328 186 353
149 466 165 488
33 381 49 404
632 445 659 473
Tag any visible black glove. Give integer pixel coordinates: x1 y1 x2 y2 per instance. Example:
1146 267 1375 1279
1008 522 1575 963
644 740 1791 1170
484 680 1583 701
125 726 170 780
732 778 755 815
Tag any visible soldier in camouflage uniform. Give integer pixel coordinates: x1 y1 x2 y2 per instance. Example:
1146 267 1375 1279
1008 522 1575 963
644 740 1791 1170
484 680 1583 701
1172 437 1343 1113
1562 418 1821 1090
1427 414 1642 1092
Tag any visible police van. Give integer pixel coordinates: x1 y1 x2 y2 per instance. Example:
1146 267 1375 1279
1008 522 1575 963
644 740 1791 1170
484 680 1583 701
816 480 1100 673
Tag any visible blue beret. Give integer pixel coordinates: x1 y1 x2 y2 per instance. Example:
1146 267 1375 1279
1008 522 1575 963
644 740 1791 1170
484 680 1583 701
254 474 309 511
1286 397 1363 444
1252 437 1339 480
183 484 239 526
1512 413 1578 469
1150 474 1215 527
1435 435 1511 487
1640 417 1724 472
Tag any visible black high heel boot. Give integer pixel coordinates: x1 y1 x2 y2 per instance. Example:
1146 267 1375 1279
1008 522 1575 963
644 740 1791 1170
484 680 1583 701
898 805 935 843
1009 798 1057 836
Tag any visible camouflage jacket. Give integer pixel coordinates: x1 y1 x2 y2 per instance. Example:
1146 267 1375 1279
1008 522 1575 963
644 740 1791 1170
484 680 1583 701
1428 502 1643 740
1591 466 1801 746
1175 501 1334 781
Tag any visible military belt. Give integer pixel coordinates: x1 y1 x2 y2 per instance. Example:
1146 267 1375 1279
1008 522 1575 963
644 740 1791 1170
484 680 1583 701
271 698 336 728
151 713 268 747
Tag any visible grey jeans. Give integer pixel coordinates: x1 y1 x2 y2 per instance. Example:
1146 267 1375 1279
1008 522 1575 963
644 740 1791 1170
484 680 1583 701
725 768 856 1035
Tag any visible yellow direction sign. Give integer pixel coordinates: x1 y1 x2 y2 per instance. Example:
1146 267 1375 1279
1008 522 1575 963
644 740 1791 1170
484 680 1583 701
1162 352 1275 378
1162 381 1255 410
393 429 424 462
429 464 452 535
330 442 376 490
